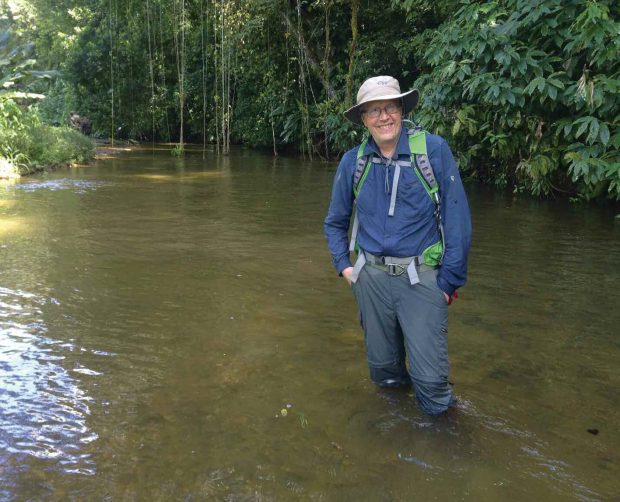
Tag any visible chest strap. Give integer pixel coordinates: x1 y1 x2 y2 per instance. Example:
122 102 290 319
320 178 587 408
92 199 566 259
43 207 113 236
349 127 444 265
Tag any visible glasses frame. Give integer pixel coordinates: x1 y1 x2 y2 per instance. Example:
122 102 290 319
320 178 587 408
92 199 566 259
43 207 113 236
361 101 402 120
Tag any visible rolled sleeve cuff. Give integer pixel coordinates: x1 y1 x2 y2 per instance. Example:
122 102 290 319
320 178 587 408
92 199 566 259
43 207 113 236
436 276 456 297
335 256 353 276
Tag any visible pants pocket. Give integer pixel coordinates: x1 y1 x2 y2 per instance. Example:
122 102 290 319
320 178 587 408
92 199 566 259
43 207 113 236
419 269 447 307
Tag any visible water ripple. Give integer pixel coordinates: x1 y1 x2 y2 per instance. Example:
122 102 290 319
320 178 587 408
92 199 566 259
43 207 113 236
0 287 97 475
397 452 438 469
455 398 601 501
12 179 110 194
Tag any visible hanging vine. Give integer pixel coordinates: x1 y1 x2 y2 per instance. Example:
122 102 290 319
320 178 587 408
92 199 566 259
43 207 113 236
295 0 312 160
201 0 208 158
146 0 155 144
108 0 115 145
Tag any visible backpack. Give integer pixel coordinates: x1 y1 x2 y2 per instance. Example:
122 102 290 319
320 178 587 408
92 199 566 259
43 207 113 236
349 125 445 266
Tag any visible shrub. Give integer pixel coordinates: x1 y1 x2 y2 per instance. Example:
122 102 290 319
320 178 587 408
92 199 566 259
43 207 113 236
0 97 94 175
413 0 619 201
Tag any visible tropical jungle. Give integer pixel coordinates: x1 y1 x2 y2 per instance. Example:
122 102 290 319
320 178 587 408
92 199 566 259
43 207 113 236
0 0 618 201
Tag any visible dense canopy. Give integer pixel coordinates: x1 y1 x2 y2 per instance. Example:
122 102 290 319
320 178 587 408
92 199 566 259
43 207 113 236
0 0 618 201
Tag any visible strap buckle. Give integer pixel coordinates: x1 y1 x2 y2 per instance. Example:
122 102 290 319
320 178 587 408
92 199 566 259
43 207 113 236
386 263 406 276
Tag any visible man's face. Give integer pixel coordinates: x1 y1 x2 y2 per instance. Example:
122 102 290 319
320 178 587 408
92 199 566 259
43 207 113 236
361 99 402 151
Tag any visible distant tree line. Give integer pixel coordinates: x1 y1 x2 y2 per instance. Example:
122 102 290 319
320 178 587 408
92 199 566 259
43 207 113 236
0 0 618 201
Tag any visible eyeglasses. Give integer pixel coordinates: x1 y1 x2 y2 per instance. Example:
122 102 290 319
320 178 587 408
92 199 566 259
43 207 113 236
361 103 401 119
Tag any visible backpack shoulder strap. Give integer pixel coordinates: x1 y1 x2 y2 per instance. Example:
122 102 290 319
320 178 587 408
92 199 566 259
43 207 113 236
407 126 445 265
353 139 371 197
407 128 439 201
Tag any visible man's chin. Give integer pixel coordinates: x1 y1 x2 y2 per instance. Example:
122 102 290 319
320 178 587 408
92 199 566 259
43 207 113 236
375 133 398 145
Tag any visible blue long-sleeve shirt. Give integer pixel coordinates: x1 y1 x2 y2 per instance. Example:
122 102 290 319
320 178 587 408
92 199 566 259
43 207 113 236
324 127 472 296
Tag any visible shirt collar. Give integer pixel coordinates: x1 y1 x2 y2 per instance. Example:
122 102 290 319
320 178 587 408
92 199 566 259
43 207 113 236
361 123 410 159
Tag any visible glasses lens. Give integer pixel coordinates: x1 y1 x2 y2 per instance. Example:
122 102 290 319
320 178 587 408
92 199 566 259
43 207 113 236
364 104 400 119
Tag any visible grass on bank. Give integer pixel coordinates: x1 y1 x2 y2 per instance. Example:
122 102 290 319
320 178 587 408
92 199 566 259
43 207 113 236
0 98 94 178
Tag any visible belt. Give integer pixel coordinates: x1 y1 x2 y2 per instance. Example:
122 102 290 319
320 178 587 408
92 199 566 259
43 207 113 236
364 251 428 276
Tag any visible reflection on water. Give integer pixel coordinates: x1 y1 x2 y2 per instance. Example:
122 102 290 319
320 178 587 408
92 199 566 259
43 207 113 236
13 179 110 193
0 287 97 476
0 147 618 500
130 171 225 182
0 217 27 236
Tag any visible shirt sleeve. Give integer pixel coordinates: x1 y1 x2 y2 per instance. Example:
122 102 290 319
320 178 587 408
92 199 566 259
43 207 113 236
324 151 355 275
436 139 472 296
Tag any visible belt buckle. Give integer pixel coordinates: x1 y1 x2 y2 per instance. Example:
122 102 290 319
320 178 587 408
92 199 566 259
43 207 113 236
386 263 403 276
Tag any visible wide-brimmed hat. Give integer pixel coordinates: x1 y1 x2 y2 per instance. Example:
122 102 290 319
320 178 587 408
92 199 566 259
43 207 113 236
343 76 418 125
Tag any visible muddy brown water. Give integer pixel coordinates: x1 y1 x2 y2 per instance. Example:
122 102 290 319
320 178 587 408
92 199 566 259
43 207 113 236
1 146 619 500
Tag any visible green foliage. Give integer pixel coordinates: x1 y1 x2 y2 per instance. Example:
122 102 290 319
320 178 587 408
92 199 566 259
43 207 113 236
0 18 59 98
0 97 39 160
2 0 618 201
0 6 92 174
36 79 78 126
0 97 94 174
414 0 619 201
26 120 94 168
171 143 185 156
316 99 361 155
232 66 286 149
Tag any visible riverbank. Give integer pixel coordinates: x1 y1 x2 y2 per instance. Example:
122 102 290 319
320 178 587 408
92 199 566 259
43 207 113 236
0 119 95 180
0 140 138 180
93 140 140 160
0 157 92 180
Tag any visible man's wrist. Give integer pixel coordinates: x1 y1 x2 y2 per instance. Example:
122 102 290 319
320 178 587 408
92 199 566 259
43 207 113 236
437 276 455 297
337 261 353 276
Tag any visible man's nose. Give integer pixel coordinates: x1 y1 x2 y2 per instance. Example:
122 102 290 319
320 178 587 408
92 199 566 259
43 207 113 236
378 108 390 119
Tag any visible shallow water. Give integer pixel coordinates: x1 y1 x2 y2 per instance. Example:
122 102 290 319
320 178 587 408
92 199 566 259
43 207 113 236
1 146 619 500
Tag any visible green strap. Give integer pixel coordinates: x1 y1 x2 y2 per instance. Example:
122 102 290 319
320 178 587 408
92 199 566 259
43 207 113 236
352 129 445 267
408 130 444 266
356 132 437 199
408 131 439 199
354 139 371 197
354 159 372 197
412 156 440 198
356 140 367 159
408 131 427 156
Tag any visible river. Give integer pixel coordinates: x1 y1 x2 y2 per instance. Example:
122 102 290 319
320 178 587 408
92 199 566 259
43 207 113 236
1 145 619 500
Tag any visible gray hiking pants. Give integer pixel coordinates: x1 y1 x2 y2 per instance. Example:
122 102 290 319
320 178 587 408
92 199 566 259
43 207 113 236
351 263 454 415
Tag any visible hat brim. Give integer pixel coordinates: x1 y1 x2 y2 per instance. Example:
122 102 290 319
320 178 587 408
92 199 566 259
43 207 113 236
343 89 419 125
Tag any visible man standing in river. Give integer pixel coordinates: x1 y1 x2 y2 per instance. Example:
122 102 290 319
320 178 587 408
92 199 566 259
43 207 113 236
324 76 472 415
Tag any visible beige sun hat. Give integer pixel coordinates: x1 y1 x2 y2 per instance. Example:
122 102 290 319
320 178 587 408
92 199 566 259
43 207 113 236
344 76 419 125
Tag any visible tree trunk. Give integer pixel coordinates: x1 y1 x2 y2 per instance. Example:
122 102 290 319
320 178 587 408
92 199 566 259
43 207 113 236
158 3 171 142
345 0 359 108
146 0 155 144
109 0 114 145
213 1 220 155
324 0 331 159
201 0 207 158
179 0 185 149
172 0 185 150
268 27 277 157
221 0 227 154
281 11 335 100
